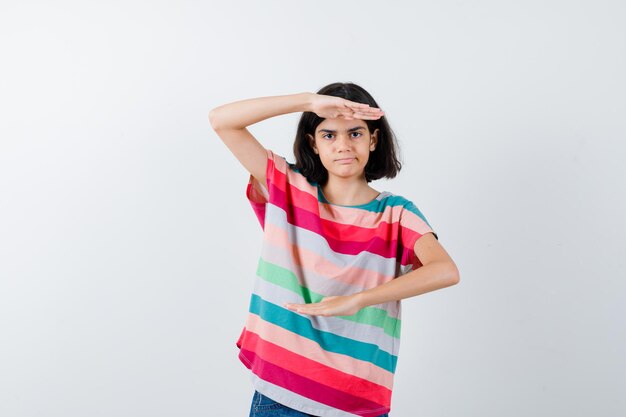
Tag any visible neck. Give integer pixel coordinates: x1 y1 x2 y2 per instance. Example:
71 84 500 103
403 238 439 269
321 175 379 206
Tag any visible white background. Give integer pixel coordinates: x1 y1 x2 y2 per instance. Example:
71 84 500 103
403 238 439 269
1 1 625 416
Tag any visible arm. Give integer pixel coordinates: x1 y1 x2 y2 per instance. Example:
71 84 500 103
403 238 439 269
285 233 460 316
208 92 384 185
208 92 314 185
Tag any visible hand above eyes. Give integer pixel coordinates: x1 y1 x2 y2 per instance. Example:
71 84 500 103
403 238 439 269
284 295 363 317
309 94 385 121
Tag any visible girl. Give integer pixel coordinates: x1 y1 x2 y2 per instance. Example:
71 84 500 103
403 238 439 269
209 82 460 417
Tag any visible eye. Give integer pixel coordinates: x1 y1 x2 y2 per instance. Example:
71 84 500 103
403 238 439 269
350 132 362 138
322 133 334 140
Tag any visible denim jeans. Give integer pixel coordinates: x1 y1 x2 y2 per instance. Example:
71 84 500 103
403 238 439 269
249 391 389 417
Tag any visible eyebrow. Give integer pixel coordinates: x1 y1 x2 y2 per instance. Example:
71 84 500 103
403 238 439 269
317 126 366 134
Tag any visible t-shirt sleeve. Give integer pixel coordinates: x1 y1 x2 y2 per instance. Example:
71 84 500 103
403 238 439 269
245 148 287 230
398 200 439 270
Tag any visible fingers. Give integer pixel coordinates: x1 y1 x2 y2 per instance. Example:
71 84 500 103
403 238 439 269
315 97 383 120
284 296 354 317
344 100 377 111
353 111 384 120
344 101 383 113
336 108 384 121
284 302 328 316
339 112 384 121
344 103 384 119
285 301 332 313
345 106 384 116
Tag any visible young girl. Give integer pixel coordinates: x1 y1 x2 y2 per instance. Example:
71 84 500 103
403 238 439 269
209 82 460 417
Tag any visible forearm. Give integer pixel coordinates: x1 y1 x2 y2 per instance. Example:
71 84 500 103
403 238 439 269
209 92 313 130
355 261 459 308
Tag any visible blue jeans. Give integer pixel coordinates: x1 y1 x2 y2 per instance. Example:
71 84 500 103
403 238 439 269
249 391 389 417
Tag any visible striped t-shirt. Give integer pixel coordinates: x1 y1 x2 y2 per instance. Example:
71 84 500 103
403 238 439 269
237 149 437 417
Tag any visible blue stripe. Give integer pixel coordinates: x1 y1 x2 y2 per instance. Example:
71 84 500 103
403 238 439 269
249 294 397 373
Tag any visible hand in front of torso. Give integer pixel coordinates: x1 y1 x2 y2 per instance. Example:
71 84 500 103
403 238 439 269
284 294 363 317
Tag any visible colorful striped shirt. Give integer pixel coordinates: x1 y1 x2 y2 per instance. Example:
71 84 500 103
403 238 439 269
237 149 438 417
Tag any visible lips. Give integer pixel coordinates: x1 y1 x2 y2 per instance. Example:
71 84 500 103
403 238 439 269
335 157 355 163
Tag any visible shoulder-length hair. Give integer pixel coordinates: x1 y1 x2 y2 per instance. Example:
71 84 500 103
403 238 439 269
293 82 402 185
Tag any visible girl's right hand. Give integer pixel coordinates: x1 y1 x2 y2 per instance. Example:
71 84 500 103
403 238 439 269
309 94 385 120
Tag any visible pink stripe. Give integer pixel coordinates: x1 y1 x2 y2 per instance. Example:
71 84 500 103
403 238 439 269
269 183 403 258
399 211 435 247
267 151 319 204
268 153 406 225
269 153 401 224
239 347 390 417
246 178 268 228
264 222 394 288
241 313 394 390
269 182 430 264
255 151 433 268
269 150 433 238
240 329 392 406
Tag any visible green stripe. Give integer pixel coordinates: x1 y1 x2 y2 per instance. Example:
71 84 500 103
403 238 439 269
249 294 397 372
257 259 401 338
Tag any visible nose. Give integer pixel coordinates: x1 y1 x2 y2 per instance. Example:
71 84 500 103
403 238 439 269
335 133 353 152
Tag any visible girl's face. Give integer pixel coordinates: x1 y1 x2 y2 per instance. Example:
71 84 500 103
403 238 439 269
306 118 379 183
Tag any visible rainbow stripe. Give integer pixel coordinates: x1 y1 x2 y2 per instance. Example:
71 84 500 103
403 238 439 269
238 149 437 416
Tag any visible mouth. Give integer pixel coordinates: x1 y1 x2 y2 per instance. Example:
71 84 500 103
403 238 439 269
335 157 356 163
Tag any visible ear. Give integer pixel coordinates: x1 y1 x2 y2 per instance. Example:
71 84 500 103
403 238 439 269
306 133 319 154
370 128 379 151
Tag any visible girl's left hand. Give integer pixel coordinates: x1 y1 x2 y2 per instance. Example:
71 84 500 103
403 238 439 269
284 295 362 317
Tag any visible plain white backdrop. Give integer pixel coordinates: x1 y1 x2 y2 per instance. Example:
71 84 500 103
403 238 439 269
1 1 625 416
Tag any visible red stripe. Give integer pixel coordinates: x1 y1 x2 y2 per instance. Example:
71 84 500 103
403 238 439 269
269 164 405 243
269 182 416 262
272 164 321 213
240 329 392 406
252 157 418 266
246 182 267 229
239 347 390 417
268 175 397 240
